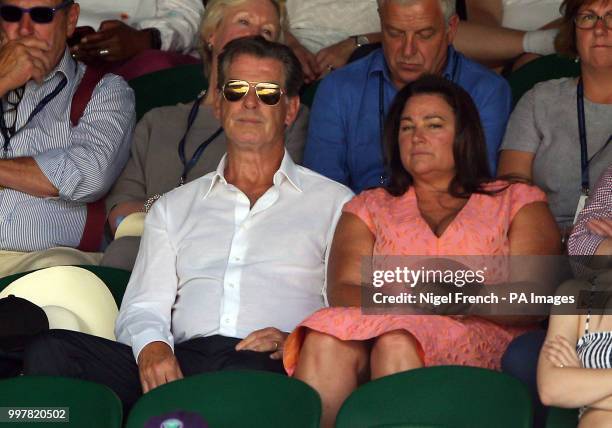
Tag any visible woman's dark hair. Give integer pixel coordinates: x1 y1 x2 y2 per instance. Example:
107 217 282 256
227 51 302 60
384 74 499 198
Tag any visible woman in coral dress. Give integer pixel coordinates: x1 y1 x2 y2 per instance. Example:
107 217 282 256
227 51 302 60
283 75 561 427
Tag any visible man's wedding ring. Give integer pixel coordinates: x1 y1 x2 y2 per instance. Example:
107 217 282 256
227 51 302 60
99 49 110 56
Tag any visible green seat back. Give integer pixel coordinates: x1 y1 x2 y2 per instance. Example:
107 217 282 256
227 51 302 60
507 54 580 107
336 366 533 428
0 265 131 307
126 370 321 428
0 375 122 428
128 64 207 121
545 407 579 428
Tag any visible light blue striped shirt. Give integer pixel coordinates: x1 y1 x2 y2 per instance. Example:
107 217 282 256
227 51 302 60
0 49 135 251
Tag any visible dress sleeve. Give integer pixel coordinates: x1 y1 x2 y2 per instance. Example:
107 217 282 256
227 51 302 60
342 190 377 234
508 182 548 221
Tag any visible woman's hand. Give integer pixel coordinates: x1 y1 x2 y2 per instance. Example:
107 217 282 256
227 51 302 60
542 334 581 368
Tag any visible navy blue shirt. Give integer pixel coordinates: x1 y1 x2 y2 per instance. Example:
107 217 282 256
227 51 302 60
303 46 512 193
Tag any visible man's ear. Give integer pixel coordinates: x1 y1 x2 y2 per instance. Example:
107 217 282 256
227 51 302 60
284 95 300 127
66 3 80 38
446 14 459 45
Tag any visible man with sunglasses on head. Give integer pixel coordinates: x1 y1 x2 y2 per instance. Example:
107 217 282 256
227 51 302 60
24 36 352 411
303 0 512 193
0 0 134 276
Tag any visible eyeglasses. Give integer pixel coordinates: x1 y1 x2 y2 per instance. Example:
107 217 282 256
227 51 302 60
0 0 74 24
221 80 284 106
574 12 612 29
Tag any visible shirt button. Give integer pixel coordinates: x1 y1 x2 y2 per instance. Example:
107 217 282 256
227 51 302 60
224 317 231 324
233 256 241 262
228 282 235 289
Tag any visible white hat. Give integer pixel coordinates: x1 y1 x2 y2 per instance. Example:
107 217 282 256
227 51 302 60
115 212 146 239
0 266 118 340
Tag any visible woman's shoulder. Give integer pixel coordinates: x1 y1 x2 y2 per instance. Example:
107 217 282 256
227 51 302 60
350 186 409 207
529 77 576 102
478 180 547 205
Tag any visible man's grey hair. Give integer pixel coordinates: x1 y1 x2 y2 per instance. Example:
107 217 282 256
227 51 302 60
377 0 456 23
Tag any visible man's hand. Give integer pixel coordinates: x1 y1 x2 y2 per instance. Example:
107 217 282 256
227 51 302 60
71 20 153 63
587 218 612 239
0 37 52 92
315 38 356 77
137 341 183 393
235 327 288 360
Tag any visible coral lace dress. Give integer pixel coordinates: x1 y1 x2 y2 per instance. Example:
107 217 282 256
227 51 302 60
283 182 546 374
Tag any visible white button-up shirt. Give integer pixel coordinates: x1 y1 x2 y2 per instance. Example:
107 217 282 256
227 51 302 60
115 151 353 360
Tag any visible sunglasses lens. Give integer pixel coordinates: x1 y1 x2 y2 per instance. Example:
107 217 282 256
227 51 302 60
256 84 282 106
0 6 23 22
223 81 249 102
30 7 55 23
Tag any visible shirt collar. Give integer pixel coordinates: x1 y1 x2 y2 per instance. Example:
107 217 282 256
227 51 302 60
441 45 459 81
43 47 76 84
369 45 456 83
203 149 302 199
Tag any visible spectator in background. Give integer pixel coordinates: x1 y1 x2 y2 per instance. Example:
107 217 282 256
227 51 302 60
24 37 352 413
303 0 511 194
460 0 562 70
70 0 204 80
102 0 309 271
498 0 612 240
283 0 560 82
0 0 135 277
283 0 381 83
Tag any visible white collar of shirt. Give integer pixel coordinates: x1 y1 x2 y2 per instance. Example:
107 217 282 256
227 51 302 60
203 149 303 199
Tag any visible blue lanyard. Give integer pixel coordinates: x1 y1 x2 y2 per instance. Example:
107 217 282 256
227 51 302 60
178 94 223 185
0 75 68 155
576 78 612 195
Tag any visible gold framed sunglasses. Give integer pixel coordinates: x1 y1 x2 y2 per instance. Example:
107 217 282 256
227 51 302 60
221 80 284 106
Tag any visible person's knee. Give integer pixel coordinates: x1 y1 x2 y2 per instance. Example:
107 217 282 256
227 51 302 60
301 330 367 368
23 330 75 375
373 330 418 355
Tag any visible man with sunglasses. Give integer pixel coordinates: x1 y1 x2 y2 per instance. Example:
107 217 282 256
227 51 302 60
24 36 352 411
303 0 512 193
0 0 134 275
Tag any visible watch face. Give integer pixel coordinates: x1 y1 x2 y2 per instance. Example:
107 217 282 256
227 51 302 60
357 35 370 46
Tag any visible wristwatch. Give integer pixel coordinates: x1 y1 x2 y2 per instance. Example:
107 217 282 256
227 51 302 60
352 34 370 49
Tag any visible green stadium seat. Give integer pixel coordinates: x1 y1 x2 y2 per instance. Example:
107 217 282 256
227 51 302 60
336 366 533 428
507 54 580 107
0 375 122 428
126 370 321 428
545 407 579 428
128 64 207 121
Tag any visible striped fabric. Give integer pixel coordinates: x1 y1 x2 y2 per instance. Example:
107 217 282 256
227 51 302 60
0 49 135 251
568 164 612 256
577 330 612 370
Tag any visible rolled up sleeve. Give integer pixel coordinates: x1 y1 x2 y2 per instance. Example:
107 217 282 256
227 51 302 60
34 74 136 203
134 0 204 54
